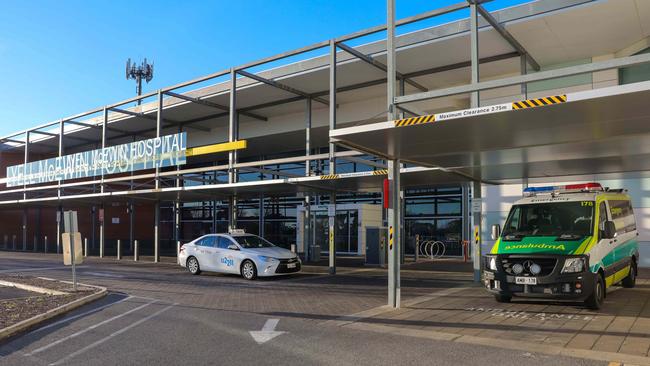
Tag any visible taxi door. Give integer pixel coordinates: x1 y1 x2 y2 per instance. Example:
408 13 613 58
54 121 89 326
194 236 218 271
215 236 239 274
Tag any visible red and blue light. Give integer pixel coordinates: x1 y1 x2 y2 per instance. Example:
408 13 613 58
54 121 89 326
523 183 603 196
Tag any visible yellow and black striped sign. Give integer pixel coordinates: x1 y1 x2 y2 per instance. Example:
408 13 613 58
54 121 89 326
512 95 567 110
320 174 339 180
394 114 435 127
474 226 480 245
372 169 388 175
389 226 394 250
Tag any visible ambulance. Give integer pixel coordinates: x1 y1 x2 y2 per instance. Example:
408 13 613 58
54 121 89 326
484 183 639 309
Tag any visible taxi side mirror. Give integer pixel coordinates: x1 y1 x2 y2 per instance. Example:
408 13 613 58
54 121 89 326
603 221 617 239
491 224 501 241
227 244 239 251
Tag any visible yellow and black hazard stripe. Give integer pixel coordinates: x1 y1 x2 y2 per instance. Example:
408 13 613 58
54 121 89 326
320 174 339 180
394 114 435 127
372 169 388 175
389 226 394 250
512 95 567 110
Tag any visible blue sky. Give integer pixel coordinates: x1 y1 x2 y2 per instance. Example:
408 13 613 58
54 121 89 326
0 0 528 137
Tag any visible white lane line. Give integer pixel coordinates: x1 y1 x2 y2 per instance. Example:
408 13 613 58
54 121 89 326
27 296 133 335
0 266 86 273
48 303 176 366
25 300 156 356
83 272 126 278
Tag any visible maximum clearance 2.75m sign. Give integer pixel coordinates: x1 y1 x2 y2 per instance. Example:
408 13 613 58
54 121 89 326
6 132 187 187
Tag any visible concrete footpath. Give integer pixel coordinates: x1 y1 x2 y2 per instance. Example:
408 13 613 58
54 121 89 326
326 274 650 365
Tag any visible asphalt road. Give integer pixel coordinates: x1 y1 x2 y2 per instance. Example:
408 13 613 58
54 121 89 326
0 252 605 366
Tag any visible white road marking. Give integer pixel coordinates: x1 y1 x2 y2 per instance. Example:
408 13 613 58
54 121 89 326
27 296 133 334
82 272 126 278
25 300 156 356
0 266 86 273
48 303 176 366
249 318 286 344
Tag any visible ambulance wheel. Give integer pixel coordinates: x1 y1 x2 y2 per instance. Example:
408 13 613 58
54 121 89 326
622 260 636 288
585 274 605 310
494 294 511 303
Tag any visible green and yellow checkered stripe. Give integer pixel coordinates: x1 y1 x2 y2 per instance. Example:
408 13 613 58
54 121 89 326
512 95 567 110
320 174 339 180
394 114 435 127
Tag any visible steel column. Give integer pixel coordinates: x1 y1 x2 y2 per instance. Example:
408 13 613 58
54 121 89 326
99 204 104 258
304 97 312 261
387 0 401 308
328 40 337 275
155 90 162 189
470 0 482 283
154 201 160 262
228 68 239 231
22 210 27 251
520 54 528 99
101 108 107 194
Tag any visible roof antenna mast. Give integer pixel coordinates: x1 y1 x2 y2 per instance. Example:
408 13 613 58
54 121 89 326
125 58 154 105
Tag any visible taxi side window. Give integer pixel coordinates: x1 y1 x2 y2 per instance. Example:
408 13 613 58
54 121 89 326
197 236 216 247
609 200 636 234
216 236 231 249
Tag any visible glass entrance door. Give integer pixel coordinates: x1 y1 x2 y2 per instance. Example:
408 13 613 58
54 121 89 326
313 209 359 254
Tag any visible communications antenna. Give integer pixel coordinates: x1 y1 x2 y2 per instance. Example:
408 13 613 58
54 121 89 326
125 58 154 105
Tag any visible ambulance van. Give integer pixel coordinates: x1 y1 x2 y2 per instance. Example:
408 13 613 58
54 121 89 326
484 183 639 309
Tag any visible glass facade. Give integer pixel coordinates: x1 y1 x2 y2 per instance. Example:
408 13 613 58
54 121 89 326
161 153 465 256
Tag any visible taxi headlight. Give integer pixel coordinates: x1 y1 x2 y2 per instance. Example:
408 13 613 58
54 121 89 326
259 256 277 263
486 256 498 271
562 257 585 274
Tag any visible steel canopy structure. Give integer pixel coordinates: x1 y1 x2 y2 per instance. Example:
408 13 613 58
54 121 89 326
331 80 650 182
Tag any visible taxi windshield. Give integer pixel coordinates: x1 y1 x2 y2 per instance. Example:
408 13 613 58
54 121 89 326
233 235 275 248
502 201 594 239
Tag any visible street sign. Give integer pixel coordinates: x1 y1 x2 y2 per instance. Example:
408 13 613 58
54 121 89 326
63 211 78 233
62 232 83 265
471 198 482 213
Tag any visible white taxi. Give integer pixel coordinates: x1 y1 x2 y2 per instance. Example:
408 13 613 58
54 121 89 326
178 232 301 280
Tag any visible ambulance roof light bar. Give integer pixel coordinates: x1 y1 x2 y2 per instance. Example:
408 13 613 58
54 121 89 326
523 183 604 197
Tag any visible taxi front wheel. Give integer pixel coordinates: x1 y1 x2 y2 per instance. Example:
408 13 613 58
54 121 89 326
241 260 258 280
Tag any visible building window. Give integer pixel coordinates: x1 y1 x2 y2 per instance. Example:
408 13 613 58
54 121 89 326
620 48 650 85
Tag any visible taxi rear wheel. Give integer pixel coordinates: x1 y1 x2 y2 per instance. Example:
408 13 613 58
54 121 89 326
241 260 257 280
187 256 201 275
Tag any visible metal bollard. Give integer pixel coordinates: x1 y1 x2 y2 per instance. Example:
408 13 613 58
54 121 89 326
177 241 181 265
33 235 37 252
44 236 48 253
84 238 88 257
12 235 16 250
134 240 139 262
117 239 122 260
415 235 420 262
291 244 296 253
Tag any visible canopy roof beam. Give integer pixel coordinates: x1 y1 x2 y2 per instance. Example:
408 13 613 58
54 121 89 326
336 42 428 92
163 91 267 122
236 69 329 106
475 2 541 71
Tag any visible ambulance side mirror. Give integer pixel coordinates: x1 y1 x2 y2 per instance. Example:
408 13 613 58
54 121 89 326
491 224 501 241
603 221 617 239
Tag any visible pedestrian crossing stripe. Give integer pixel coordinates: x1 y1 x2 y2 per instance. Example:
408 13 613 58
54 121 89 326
512 95 567 110
394 114 435 127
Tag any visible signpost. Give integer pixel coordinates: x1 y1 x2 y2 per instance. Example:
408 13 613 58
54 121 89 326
62 211 83 291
